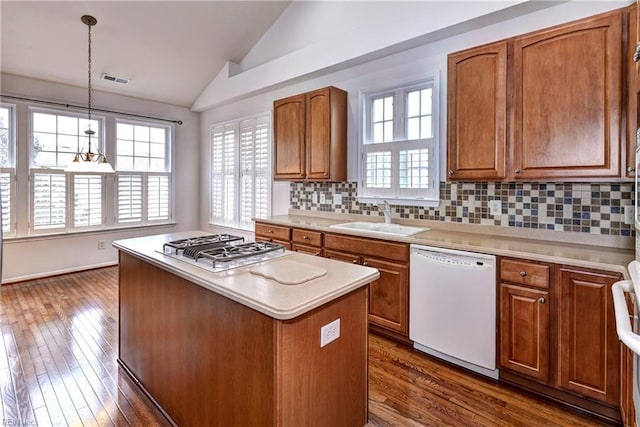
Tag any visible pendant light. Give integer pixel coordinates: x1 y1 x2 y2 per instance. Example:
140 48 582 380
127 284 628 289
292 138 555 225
65 15 115 174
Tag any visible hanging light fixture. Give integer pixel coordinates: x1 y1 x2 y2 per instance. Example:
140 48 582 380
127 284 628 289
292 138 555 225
66 15 115 174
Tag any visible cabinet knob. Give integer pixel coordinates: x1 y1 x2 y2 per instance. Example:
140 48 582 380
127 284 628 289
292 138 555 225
303 235 309 240
352 259 358 264
628 166 636 173
448 170 454 176
363 262 368 267
520 271 526 277
268 229 273 234
314 252 320 256
538 297 546 304
515 169 522 174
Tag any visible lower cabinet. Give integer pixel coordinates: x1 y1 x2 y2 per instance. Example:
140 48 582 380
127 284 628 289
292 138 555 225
557 267 620 406
254 222 291 249
499 283 550 382
324 233 410 341
499 258 623 423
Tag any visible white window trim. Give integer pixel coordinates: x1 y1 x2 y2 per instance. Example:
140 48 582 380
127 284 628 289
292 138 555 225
209 112 272 231
114 118 173 174
1 103 16 236
357 73 441 208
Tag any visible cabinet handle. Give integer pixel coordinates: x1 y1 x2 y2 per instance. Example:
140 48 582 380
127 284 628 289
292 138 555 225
520 271 526 277
628 166 636 173
314 252 320 256
352 259 358 264
448 170 454 176
538 297 546 304
634 43 640 63
363 261 368 266
515 169 522 174
303 235 309 240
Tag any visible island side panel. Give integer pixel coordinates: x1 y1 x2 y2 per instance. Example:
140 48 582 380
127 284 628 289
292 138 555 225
118 252 276 426
275 286 369 426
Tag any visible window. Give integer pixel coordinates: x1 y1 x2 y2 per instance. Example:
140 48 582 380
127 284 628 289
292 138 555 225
115 120 172 224
29 108 104 232
0 104 15 235
210 113 271 230
359 78 439 205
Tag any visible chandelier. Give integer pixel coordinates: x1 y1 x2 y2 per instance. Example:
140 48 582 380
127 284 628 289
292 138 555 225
65 15 115 174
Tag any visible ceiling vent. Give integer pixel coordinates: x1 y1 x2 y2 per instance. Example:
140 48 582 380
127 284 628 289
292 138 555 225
101 73 130 85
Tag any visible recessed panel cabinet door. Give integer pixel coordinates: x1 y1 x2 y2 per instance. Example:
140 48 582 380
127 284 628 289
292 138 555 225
499 284 550 382
306 88 331 180
557 267 621 405
364 257 409 334
512 11 622 179
447 41 507 180
274 94 306 180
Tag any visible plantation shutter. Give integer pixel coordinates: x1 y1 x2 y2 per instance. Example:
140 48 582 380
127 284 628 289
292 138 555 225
117 174 142 223
73 175 102 227
33 172 66 230
147 174 169 221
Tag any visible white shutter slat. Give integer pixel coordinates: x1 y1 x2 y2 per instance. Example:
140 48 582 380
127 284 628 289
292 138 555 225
33 173 66 230
74 174 103 227
148 175 169 221
0 172 11 233
117 174 142 223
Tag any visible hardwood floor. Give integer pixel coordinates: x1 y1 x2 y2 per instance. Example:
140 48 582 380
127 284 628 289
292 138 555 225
0 267 608 426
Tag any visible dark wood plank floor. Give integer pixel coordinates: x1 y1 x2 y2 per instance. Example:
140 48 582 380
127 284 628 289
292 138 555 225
0 267 607 426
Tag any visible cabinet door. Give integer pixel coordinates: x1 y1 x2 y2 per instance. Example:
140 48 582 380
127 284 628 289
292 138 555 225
557 267 621 405
447 40 507 180
499 284 550 382
512 11 622 179
363 257 409 335
628 4 638 179
305 88 332 180
274 94 306 180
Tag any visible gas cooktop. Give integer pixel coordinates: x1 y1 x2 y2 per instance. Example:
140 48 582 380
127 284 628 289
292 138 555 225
161 234 288 272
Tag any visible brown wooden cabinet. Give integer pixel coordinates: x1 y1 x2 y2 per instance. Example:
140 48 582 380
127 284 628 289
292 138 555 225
447 8 626 181
254 222 291 249
512 10 622 180
291 227 323 256
447 40 507 180
324 233 410 340
557 267 621 406
499 257 624 423
499 259 551 382
620 291 636 427
273 86 347 181
627 4 638 179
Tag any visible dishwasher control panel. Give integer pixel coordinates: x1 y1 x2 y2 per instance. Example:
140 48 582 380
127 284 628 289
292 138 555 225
411 246 494 268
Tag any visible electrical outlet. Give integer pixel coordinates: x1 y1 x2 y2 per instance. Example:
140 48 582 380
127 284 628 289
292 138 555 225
319 193 326 204
97 240 105 250
488 200 502 216
624 205 635 225
320 318 340 347
311 193 318 204
333 193 342 205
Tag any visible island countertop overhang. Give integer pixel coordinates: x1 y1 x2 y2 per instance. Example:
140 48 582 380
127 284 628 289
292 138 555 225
113 230 380 320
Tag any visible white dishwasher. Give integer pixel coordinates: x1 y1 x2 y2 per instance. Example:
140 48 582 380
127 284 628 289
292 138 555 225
409 244 498 379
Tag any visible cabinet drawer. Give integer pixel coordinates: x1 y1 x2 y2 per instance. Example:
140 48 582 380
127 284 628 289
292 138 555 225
291 243 322 256
500 259 550 289
255 223 291 242
324 233 409 263
292 228 322 247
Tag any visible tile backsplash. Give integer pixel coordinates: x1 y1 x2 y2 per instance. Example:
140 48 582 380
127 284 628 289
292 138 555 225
290 181 635 237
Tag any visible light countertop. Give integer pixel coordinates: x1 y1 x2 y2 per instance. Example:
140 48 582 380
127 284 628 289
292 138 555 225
113 231 380 320
257 212 635 279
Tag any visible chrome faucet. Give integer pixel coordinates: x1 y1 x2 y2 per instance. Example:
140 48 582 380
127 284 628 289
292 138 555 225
377 200 392 224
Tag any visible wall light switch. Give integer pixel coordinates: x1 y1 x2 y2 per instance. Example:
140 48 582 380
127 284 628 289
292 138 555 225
488 200 502 216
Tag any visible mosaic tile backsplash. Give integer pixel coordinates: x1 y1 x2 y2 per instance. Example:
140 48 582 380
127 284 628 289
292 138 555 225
290 181 635 237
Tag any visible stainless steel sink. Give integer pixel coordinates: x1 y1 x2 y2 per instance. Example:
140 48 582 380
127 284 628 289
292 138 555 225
329 221 429 237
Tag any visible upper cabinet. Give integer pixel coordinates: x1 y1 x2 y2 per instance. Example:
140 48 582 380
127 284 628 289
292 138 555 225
512 11 622 180
273 86 347 181
447 8 626 181
447 41 507 180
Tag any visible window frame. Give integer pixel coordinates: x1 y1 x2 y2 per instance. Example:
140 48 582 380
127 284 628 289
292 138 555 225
209 112 272 231
1 103 16 237
358 75 440 207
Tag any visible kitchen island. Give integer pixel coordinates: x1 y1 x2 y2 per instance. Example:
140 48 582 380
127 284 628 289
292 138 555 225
113 231 379 426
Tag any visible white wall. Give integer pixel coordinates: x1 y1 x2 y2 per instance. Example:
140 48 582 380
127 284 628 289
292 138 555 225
199 0 631 233
1 73 200 283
